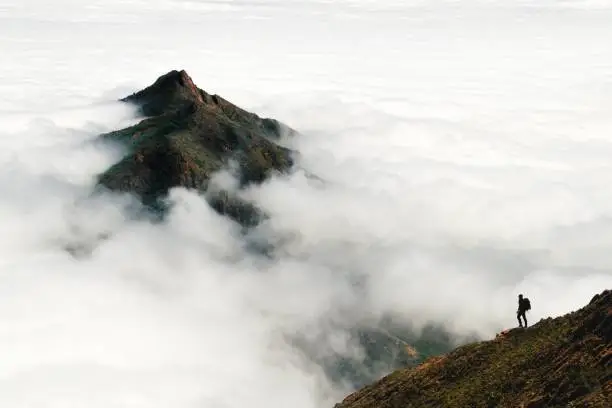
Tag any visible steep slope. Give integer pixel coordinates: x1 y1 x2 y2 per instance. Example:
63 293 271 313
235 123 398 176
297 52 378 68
335 290 611 408
97 70 296 225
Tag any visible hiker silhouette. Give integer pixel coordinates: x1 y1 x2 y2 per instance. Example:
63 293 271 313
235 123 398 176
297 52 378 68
517 294 531 328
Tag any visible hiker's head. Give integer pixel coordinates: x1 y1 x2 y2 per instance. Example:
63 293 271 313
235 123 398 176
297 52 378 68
518 294 523 299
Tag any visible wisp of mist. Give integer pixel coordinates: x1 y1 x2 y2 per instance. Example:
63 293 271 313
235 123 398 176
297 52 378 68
1 1 612 407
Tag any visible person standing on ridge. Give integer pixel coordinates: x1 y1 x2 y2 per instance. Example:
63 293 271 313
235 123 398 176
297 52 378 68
517 294 531 328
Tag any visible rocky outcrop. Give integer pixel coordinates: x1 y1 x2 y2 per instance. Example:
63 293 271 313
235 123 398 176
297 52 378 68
335 290 612 408
97 70 296 225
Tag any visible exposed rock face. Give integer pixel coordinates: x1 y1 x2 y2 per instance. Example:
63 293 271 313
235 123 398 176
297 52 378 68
334 290 612 408
97 70 296 225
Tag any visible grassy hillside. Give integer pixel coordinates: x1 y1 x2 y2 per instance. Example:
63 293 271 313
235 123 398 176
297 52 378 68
335 290 611 408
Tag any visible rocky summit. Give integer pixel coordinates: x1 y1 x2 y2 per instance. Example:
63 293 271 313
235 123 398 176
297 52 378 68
334 290 611 408
97 70 296 225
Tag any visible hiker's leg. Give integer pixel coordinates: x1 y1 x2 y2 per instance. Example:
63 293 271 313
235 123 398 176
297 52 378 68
523 313 528 327
517 312 523 327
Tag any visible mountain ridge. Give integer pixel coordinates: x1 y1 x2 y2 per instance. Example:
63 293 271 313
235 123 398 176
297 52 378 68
334 289 611 407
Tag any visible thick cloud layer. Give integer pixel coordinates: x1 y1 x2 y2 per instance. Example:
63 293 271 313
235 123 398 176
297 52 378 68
1 1 612 407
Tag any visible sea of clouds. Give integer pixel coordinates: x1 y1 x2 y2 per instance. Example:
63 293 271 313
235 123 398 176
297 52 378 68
1 1 612 407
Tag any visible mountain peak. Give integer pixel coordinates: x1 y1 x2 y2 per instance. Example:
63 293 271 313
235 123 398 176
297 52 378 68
121 69 205 116
98 70 295 225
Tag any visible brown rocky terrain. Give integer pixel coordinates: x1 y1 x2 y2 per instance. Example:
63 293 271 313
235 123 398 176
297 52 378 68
334 290 611 407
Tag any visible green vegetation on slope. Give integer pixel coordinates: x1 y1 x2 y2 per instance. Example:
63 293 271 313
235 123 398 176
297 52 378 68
335 290 611 408
96 70 295 225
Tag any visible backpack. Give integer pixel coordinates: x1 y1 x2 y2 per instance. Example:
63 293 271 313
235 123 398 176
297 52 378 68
524 298 531 311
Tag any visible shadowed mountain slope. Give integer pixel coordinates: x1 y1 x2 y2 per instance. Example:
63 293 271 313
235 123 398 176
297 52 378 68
97 70 296 225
